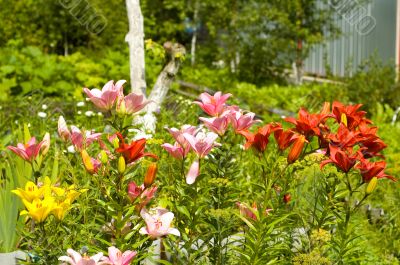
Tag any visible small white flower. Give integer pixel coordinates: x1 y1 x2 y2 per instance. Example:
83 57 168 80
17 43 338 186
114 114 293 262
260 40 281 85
128 129 153 140
85 97 91 102
77 101 85 107
77 111 82 115
41 104 48 110
38 112 47 118
14 120 19 124
67 145 75 153
27 123 31 128
97 112 103 117
85 111 94 117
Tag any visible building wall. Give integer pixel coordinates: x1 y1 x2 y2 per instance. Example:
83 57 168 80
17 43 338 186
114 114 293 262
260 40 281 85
304 0 397 77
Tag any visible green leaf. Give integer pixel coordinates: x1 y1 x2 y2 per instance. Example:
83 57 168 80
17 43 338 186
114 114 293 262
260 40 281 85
23 123 31 143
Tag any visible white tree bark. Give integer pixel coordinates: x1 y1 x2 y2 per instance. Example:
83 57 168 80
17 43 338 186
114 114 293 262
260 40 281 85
292 60 303 85
190 31 197 66
190 1 199 66
126 1 185 132
140 42 186 132
125 0 147 95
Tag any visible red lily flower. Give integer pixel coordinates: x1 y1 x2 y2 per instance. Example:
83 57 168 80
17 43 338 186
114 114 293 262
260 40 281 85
240 123 280 152
115 133 158 163
358 121 378 136
320 145 360 173
332 101 371 130
358 138 387 159
355 158 396 182
273 124 296 151
285 102 331 139
327 123 359 149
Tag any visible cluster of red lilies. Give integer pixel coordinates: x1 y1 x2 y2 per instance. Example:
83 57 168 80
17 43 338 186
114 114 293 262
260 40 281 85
241 101 395 183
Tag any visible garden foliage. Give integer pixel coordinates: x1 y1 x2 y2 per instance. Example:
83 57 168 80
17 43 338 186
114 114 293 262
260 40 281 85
1 82 399 264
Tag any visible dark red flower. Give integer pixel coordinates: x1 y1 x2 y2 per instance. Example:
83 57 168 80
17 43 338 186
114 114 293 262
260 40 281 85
332 101 371 130
320 145 360 173
355 122 387 158
285 102 331 139
355 158 396 182
327 123 359 149
359 138 387 159
239 123 280 153
115 133 158 163
273 124 296 151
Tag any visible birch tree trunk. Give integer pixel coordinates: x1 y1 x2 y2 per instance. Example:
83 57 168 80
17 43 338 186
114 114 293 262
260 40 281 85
125 0 147 95
190 30 197 66
140 42 186 132
190 0 199 66
126 1 185 132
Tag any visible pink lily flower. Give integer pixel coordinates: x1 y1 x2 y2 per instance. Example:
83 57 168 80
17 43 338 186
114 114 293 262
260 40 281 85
139 208 180 239
139 186 158 209
166 125 197 150
183 132 219 158
236 202 257 220
7 137 44 162
161 142 188 160
127 182 157 209
199 116 230 136
127 181 142 202
186 159 200 185
99 246 137 265
194 91 232 117
84 80 125 111
58 116 71 142
236 202 273 221
58 116 101 151
116 93 149 115
228 110 261 133
41 133 51 156
58 248 103 265
70 126 102 151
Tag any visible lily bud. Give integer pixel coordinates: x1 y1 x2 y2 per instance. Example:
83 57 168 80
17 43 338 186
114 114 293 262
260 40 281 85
340 113 348 127
99 150 108 164
81 150 94 174
144 163 157 188
118 156 126 174
116 98 127 116
113 137 120 149
41 132 51 156
287 135 305 164
58 116 70 142
366 177 378 195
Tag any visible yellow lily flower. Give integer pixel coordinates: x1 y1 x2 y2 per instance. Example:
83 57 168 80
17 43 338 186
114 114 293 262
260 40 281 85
52 188 87 221
52 199 72 221
12 181 43 202
20 197 59 223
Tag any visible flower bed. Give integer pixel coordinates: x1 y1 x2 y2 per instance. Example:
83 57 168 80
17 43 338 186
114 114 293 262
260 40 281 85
2 80 397 264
